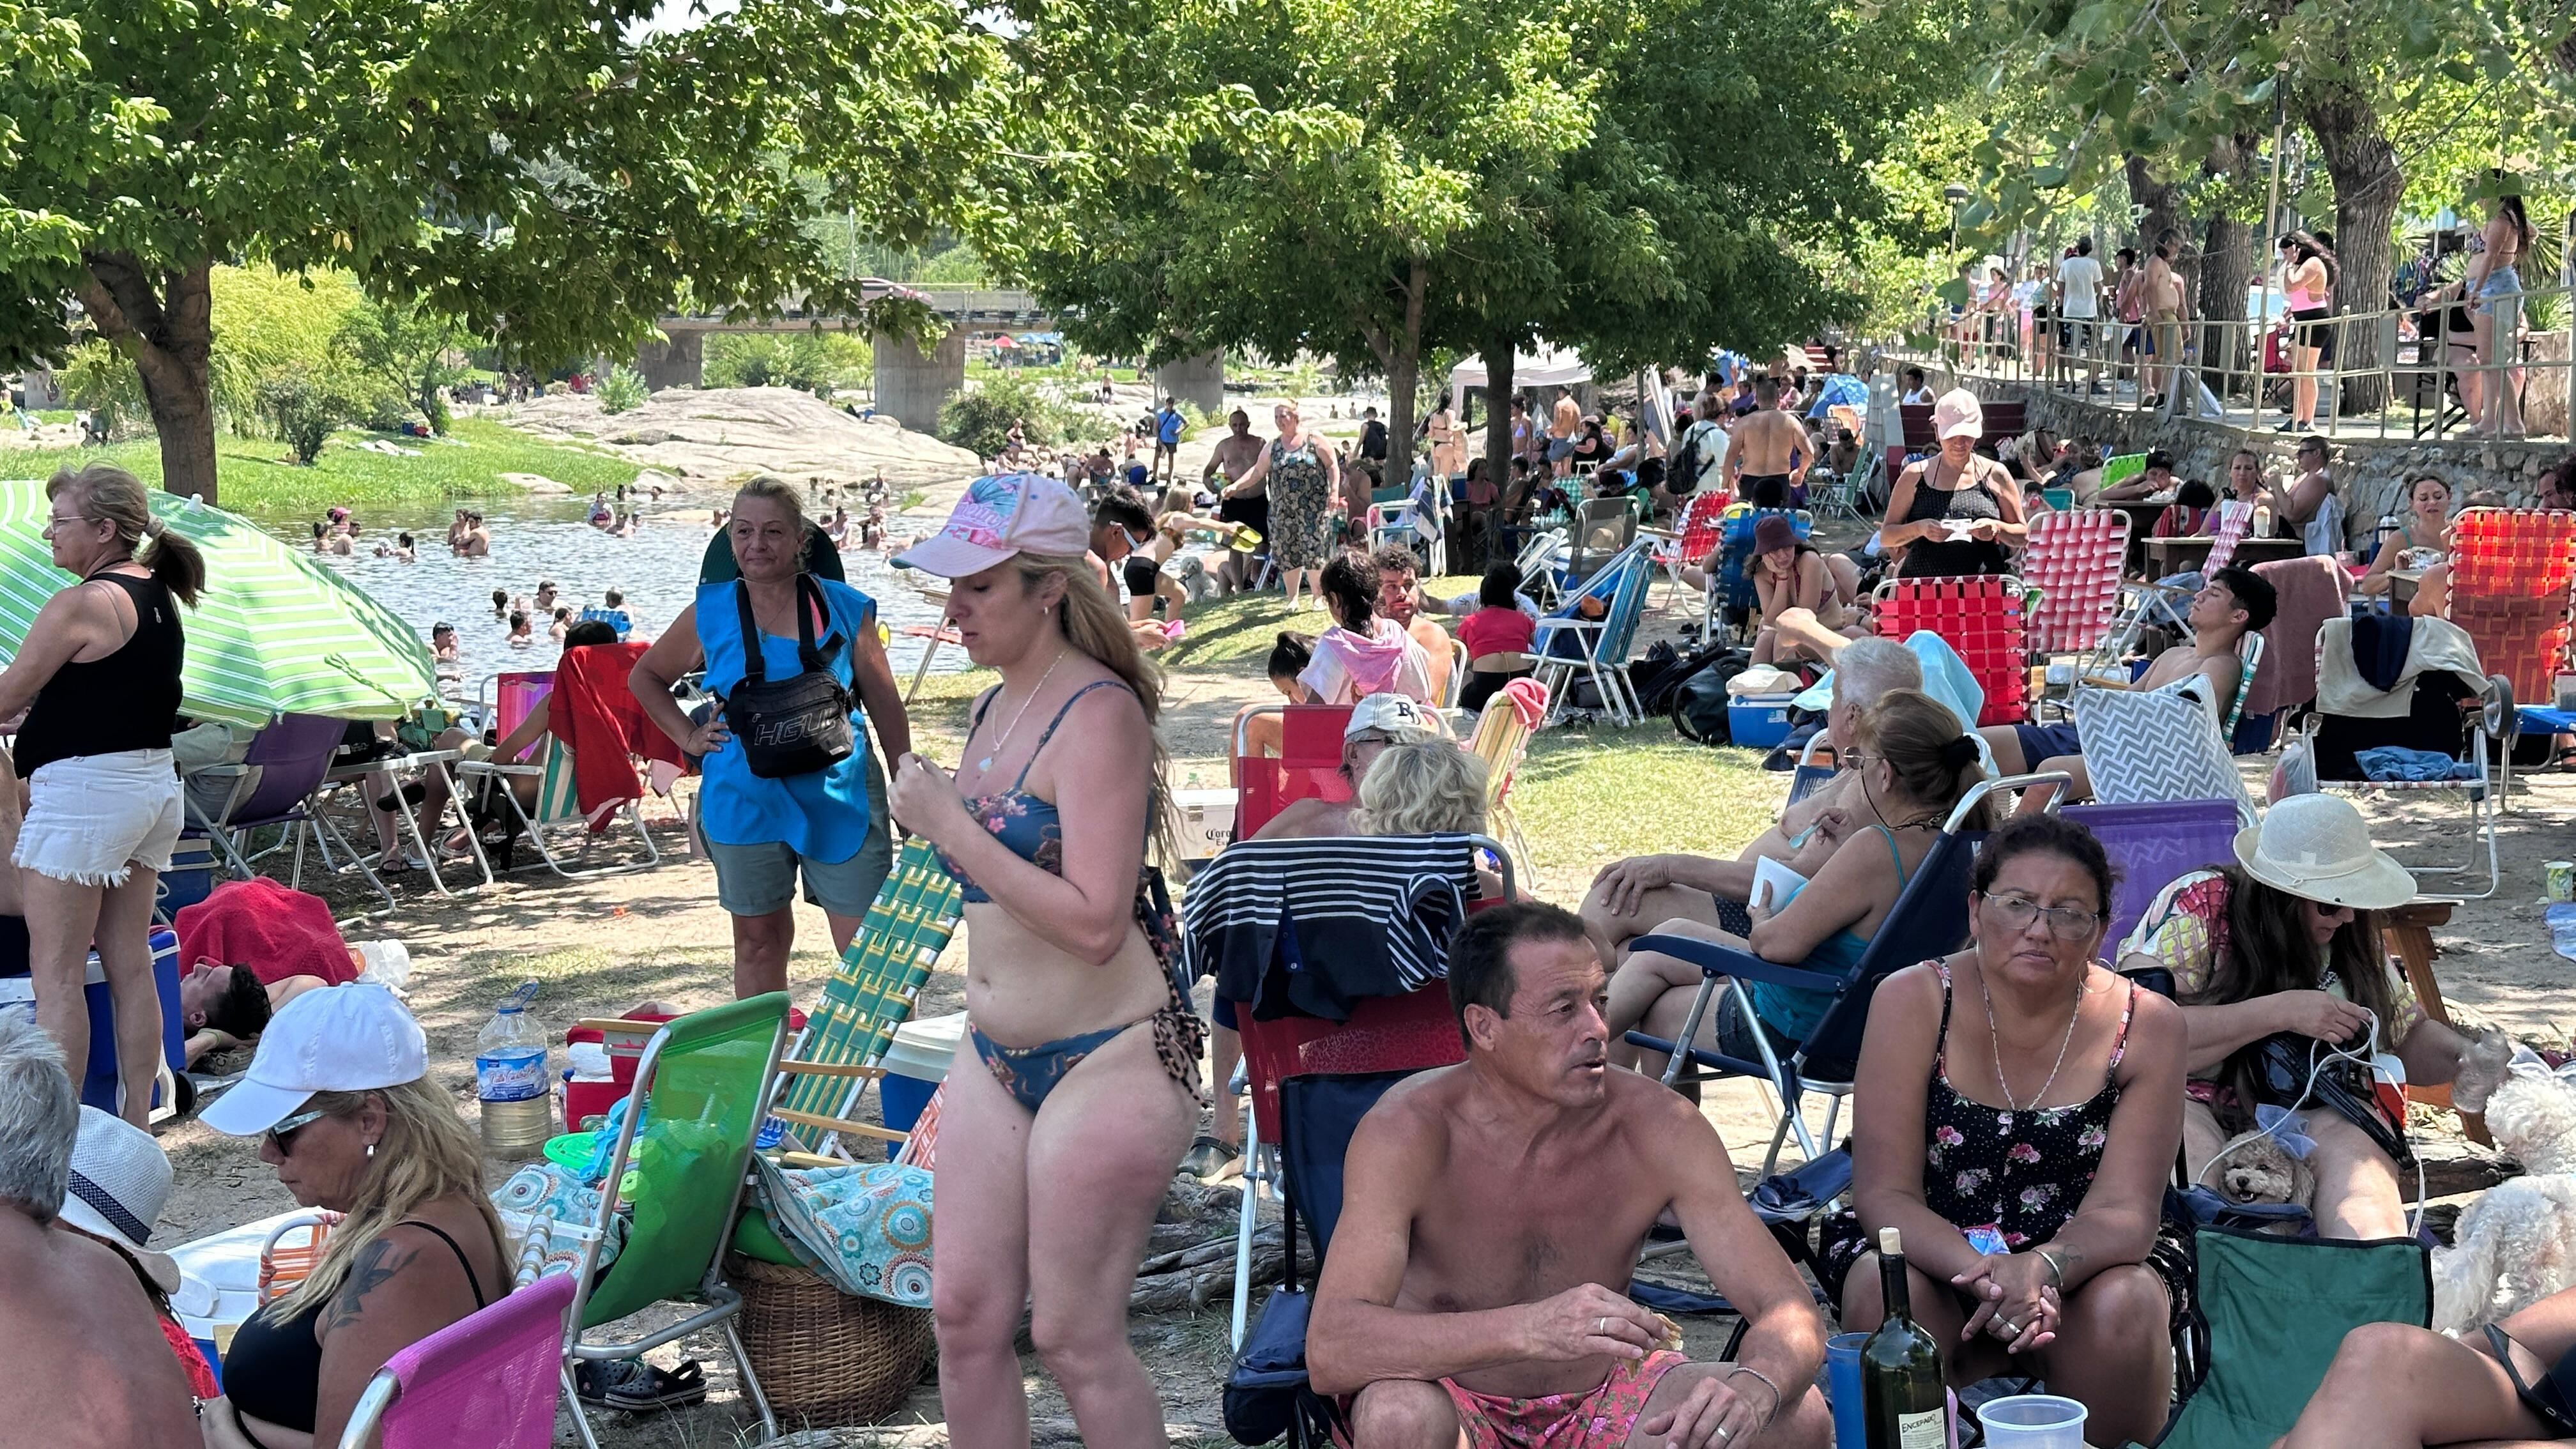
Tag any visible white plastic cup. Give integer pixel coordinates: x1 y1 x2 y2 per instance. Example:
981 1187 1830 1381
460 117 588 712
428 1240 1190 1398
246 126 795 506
1979 1393 2087 1449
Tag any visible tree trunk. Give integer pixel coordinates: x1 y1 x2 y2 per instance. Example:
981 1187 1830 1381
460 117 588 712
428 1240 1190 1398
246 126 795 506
1381 257 1428 510
1480 334 1517 566
79 255 218 502
2302 80 2402 415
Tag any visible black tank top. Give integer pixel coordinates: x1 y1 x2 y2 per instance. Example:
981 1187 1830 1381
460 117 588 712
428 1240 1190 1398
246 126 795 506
224 1220 493 1443
1897 459 2012 578
13 570 184 777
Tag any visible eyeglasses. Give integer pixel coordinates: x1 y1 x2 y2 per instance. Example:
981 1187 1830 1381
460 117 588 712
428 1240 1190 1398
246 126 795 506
265 1107 332 1155
1979 891 2102 941
1841 749 1875 772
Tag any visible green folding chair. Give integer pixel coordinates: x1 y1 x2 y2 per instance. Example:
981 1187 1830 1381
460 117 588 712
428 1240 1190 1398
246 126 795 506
763 836 965 1160
558 993 792 1448
2142 1224 2430 1449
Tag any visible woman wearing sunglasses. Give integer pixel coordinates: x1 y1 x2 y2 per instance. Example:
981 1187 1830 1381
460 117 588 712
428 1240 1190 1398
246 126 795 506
1828 815 2186 1449
197 984 509 1449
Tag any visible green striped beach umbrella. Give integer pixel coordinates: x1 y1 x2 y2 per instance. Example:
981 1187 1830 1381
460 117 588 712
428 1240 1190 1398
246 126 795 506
0 482 437 728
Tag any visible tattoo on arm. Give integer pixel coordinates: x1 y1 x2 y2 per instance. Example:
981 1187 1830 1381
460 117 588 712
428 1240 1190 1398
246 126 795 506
320 1238 415 1337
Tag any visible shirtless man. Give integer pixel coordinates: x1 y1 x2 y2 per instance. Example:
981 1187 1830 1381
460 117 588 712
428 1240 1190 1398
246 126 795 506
1980 565 2274 811
1726 376 1809 510
1204 409 1270 594
1549 392 1582 479
2140 231 2189 408
176 960 337 1066
1310 902 1830 1449
445 508 473 551
453 510 489 557
0 1017 201 1449
1372 544 1453 706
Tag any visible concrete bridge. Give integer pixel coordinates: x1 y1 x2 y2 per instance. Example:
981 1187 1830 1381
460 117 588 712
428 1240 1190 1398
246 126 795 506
634 283 1225 431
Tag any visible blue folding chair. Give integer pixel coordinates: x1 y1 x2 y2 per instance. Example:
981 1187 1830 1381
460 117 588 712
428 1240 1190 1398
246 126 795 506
1532 541 1653 726
1623 773 2066 1175
1710 507 1813 641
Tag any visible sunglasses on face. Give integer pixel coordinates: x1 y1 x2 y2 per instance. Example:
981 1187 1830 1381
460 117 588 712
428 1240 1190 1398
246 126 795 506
265 1107 332 1155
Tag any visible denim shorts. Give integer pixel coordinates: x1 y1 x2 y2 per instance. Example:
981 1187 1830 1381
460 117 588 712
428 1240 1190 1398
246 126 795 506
705 754 893 917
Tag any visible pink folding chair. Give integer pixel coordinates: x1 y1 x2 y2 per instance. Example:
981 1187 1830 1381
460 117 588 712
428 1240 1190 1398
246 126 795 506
2201 498 2257 573
2020 508 2129 654
335 1275 576 1449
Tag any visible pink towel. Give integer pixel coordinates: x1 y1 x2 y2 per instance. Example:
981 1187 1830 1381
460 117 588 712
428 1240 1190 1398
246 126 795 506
1503 677 1550 727
2246 554 2350 719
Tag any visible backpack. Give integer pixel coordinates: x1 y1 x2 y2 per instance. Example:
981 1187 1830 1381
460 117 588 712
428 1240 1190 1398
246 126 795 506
1669 650 1754 745
1668 420 1709 496
1634 638 1744 717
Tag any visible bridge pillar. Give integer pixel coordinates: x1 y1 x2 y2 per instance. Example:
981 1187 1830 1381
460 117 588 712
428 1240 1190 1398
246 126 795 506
1154 351 1226 414
874 325 968 433
634 332 704 390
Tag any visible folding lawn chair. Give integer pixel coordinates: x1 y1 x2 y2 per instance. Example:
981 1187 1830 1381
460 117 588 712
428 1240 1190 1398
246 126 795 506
1464 682 1547 870
1511 527 1568 608
761 837 964 1161
1624 773 2058 1175
2304 615 2509 900
184 712 397 919
1368 475 1450 576
1783 731 1838 809
1531 540 1653 725
1708 507 1813 641
2020 509 2130 656
2444 508 2576 795
2200 498 2257 574
1561 495 1639 585
1873 574 2029 724
1231 703 1358 838
2149 1225 2430 1449
338 1274 577 1449
2061 798 2245 953
2069 682 2258 825
1644 489 1731 614
556 993 793 1448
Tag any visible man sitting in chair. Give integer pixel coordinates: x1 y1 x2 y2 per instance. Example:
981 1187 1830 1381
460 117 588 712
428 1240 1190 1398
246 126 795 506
1309 902 1830 1449
1979 564 2276 813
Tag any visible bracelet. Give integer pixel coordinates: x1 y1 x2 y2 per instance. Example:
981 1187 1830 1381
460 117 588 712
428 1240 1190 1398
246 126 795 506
2034 1245 2066 1287
1726 1365 1783 1425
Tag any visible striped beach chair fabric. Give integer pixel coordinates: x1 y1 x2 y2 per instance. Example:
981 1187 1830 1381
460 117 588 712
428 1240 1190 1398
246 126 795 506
1873 574 2028 725
2020 509 2129 655
2448 508 2576 703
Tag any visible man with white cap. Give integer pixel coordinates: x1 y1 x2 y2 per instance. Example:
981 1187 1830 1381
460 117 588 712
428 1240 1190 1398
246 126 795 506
0 1015 201 1448
1878 388 2023 579
1252 693 1442 843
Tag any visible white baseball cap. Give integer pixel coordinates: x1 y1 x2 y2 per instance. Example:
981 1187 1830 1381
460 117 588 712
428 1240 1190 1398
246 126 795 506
892 473 1093 578
201 983 427 1137
1346 693 1438 740
60 1106 180 1293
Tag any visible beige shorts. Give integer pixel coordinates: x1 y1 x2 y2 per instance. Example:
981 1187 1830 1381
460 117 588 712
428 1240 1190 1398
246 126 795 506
15 750 183 887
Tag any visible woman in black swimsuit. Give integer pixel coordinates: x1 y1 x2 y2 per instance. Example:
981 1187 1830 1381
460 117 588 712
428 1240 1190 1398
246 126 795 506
2283 1278 2576 1446
1880 390 2025 578
199 985 509 1449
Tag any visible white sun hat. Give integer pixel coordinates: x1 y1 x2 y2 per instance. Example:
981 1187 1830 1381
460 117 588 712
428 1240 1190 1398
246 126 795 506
2232 793 2416 912
200 983 427 1137
59 1106 181 1293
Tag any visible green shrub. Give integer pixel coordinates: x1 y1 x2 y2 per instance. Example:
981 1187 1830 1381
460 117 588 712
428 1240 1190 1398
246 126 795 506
937 372 1078 458
704 332 871 392
59 339 147 438
257 371 360 464
597 364 648 413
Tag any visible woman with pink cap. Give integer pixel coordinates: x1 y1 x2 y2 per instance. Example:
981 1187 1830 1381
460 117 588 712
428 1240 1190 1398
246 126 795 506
1879 388 2025 578
889 473 1206 1446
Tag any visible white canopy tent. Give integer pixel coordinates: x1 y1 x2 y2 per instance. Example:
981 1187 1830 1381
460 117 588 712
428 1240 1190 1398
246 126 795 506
1448 343 1594 395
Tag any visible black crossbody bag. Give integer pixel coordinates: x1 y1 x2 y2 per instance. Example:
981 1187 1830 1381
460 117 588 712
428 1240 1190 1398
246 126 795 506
726 574 855 779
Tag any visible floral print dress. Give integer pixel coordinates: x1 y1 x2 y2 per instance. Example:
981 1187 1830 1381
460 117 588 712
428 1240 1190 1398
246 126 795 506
1820 961 2135 1298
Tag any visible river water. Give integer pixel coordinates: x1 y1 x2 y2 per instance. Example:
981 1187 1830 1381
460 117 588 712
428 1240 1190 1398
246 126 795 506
252 495 961 700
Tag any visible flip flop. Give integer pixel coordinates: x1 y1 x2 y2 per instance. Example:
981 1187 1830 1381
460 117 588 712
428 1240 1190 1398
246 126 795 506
1179 1134 1234 1180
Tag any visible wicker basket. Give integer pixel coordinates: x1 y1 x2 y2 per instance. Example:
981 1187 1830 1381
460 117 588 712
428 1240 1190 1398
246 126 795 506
730 1254 936 1425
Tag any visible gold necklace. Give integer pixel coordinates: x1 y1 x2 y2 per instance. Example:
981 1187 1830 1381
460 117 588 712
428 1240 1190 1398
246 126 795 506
974 650 1067 775
1979 965 2085 1114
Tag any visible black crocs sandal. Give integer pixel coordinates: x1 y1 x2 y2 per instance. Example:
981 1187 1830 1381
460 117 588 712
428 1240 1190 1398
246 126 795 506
604 1358 708 1413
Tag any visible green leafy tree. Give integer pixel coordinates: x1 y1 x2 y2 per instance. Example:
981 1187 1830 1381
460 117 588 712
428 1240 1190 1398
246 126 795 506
335 298 472 434
0 0 1021 500
937 373 1078 459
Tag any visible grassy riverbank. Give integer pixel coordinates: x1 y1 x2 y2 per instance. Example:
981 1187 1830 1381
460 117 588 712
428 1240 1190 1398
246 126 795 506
0 415 640 514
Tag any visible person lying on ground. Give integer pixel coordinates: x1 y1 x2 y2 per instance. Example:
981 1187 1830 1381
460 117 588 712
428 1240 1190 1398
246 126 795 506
0 1016 201 1449
1832 815 2184 1449
1580 636 1922 967
1308 901 1832 1449
199 985 512 1449
1979 565 2276 813
2119 793 2467 1239
178 958 332 1066
2280 1276 2576 1448
1748 514 1862 665
1606 691 1993 1082
1371 544 1453 706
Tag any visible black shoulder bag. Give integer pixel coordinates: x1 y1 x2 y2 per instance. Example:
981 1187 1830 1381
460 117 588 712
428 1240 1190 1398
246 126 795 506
726 574 856 779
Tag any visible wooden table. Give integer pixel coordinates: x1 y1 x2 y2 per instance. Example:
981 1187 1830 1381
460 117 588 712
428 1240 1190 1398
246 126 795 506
2138 532 2306 580
2386 900 2489 1144
2389 569 2421 606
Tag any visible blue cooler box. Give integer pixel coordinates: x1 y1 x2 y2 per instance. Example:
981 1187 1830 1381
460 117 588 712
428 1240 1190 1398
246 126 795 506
877 1011 965 1159
1728 694 1799 749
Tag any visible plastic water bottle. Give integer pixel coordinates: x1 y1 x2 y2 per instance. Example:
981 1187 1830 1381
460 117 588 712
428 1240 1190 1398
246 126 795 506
475 981 553 1157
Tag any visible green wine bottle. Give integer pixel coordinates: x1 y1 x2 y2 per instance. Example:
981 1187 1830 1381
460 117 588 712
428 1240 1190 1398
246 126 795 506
1862 1227 1952 1449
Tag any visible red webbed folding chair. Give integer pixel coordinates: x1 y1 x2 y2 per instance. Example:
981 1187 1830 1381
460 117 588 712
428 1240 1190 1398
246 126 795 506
2448 508 2576 704
2020 509 2130 656
1872 574 2030 724
1648 489 1733 613
1230 705 1358 839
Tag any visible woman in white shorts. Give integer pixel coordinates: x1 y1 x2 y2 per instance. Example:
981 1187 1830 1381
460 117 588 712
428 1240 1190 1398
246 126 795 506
0 463 203 1125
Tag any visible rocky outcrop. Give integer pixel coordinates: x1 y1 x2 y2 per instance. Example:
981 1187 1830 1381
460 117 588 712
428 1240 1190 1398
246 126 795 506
504 387 981 502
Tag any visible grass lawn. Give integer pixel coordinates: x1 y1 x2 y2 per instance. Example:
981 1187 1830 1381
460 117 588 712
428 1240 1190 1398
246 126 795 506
0 415 639 513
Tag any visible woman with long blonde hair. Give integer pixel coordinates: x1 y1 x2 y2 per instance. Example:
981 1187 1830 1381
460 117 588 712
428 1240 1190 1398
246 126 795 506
0 463 204 1125
891 474 1202 1447
199 985 509 1449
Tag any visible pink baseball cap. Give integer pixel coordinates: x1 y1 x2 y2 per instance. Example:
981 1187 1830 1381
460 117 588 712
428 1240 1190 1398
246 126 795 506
1933 389 1984 442
893 473 1093 578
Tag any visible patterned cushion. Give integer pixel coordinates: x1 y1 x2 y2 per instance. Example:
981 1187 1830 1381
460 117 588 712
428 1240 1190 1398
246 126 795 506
749 1158 935 1308
2071 685 2255 822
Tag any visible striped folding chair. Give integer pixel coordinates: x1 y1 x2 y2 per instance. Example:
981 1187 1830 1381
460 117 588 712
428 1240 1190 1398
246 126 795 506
1465 680 1548 871
762 837 965 1160
2020 509 2131 656
2202 498 2257 573
1533 542 1654 726
1872 574 2028 724
2448 508 2576 705
456 739 659 879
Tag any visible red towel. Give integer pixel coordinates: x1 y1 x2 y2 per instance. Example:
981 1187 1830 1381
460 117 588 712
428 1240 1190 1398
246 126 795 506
2245 554 2350 719
175 878 356 987
551 641 687 818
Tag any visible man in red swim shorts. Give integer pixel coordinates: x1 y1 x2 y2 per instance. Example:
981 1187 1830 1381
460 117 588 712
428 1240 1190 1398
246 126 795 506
1308 902 1830 1449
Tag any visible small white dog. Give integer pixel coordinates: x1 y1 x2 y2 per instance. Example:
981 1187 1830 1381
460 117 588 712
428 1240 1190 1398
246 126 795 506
2433 1039 2576 1335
